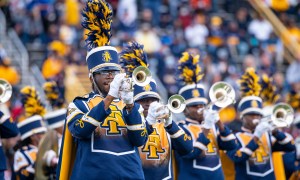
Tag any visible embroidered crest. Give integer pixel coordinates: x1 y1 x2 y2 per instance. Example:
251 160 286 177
251 100 258 108
102 51 112 62
143 84 152 91
192 89 200 97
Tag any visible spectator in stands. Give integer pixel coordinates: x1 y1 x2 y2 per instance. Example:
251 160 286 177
41 40 67 98
0 55 20 86
248 14 273 42
134 23 162 54
185 10 208 49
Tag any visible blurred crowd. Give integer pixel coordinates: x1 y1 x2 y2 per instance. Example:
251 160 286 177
0 0 300 134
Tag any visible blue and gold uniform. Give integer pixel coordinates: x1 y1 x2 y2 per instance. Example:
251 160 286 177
57 1 147 179
134 80 193 180
0 111 19 179
119 42 193 180
225 68 295 180
59 92 147 180
14 114 47 180
227 128 295 180
174 52 236 180
176 118 236 180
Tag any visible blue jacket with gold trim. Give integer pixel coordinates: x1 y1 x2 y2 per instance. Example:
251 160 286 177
13 145 37 180
175 119 236 180
0 111 19 171
226 128 295 180
140 121 193 180
56 92 148 180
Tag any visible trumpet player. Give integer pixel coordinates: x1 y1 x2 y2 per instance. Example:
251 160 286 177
133 79 193 180
174 52 237 180
226 68 295 180
57 1 148 179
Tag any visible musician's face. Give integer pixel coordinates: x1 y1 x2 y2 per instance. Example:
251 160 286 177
184 104 205 122
30 133 45 146
91 70 120 96
136 97 159 117
243 113 263 131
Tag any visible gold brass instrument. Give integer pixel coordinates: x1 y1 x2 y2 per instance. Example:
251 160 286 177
157 94 186 120
0 79 12 103
120 66 152 92
167 94 186 113
132 66 152 86
198 81 236 114
269 103 294 128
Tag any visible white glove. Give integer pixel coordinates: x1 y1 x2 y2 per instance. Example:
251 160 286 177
164 110 173 127
119 77 134 104
202 109 220 129
253 121 273 138
146 101 164 125
108 73 126 98
120 91 134 104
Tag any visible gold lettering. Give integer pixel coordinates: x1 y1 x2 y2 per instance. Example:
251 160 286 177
142 128 165 159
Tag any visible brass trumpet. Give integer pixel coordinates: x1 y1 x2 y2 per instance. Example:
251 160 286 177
198 81 236 114
0 79 12 103
264 103 294 128
132 66 152 87
120 66 152 92
157 94 186 120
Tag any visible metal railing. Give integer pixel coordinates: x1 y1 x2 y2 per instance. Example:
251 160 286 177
8 30 30 86
0 10 6 35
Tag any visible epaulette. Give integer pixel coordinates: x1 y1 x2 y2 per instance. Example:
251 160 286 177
74 93 93 101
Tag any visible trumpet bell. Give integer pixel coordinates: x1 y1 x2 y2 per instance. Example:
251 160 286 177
0 79 12 104
167 94 186 113
132 66 152 86
209 81 235 108
271 103 294 128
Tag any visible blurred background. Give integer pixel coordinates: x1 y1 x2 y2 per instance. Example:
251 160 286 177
1 0 300 150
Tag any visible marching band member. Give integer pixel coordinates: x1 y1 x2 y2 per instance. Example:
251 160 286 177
0 110 19 179
119 42 193 180
226 68 295 180
13 86 47 179
56 1 148 179
174 52 236 180
35 81 66 180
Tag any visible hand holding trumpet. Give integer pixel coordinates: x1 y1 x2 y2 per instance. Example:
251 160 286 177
146 101 172 127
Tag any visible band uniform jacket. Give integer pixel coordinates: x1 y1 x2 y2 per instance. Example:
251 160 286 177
226 128 295 180
56 92 148 180
140 121 193 180
175 118 237 180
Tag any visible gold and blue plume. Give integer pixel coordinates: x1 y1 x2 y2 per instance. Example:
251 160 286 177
119 41 148 75
43 81 64 109
20 86 46 117
81 0 113 50
260 74 280 106
177 52 204 85
286 90 300 112
239 67 261 97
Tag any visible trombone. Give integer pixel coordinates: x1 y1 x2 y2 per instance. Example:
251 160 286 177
197 81 236 114
0 79 12 103
261 103 294 128
157 94 186 120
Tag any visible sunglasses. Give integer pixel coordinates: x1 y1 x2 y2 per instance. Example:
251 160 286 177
95 70 120 76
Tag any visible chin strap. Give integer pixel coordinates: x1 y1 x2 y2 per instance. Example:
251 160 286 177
91 73 105 97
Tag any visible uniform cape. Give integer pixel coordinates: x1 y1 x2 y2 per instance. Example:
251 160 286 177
56 119 76 179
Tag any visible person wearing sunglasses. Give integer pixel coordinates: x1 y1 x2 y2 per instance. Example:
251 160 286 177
57 1 148 179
